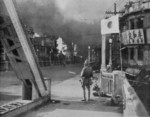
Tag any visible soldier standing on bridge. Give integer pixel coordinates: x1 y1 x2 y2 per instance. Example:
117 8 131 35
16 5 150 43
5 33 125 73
80 59 93 101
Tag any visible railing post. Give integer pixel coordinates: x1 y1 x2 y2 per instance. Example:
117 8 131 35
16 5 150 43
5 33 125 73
44 77 51 99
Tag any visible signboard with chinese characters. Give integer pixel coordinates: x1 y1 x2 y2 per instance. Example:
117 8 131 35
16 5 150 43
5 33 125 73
122 29 145 45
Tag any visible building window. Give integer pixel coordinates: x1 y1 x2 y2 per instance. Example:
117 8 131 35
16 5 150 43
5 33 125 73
137 17 143 28
130 48 134 60
122 48 128 60
138 48 143 61
130 19 135 29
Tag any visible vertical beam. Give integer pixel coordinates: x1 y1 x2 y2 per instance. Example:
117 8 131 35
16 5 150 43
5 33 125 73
101 35 107 71
134 47 138 62
120 38 123 71
3 0 46 96
88 46 91 63
134 18 138 29
128 20 131 30
114 3 117 15
128 47 130 63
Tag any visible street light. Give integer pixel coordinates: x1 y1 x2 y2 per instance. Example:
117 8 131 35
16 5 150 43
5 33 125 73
88 46 91 63
49 49 53 65
108 38 112 72
91 49 94 63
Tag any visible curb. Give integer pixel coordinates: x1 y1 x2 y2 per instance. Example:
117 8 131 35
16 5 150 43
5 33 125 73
1 95 50 117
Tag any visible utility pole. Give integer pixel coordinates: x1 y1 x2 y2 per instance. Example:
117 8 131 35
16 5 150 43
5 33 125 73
105 3 124 17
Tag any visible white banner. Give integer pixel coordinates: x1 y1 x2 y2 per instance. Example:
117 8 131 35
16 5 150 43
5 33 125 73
101 14 120 35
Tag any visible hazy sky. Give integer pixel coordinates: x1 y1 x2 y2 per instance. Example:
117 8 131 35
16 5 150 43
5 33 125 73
15 0 120 51
55 0 116 22
17 0 116 23
15 0 122 57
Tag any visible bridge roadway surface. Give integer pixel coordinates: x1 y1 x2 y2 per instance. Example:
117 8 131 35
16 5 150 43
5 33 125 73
0 64 123 117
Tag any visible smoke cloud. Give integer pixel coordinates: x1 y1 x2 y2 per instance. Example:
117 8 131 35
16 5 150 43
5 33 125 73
15 0 114 57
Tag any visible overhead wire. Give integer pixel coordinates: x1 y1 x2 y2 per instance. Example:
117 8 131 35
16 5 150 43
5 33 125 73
103 0 120 18
104 4 114 18
103 0 133 18
117 0 127 11
103 0 122 18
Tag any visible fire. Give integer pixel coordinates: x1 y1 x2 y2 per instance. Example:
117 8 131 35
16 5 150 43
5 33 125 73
34 32 40 37
56 37 67 55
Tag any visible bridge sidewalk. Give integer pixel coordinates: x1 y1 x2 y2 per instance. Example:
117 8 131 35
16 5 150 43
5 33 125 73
19 74 123 117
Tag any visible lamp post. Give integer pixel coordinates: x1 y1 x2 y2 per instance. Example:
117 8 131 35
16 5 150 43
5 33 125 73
108 38 112 72
92 49 94 63
49 49 53 65
88 46 91 63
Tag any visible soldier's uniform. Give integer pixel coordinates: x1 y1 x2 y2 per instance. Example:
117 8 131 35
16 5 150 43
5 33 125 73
81 60 93 101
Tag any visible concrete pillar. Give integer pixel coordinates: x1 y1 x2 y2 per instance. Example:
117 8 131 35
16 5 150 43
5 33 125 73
128 47 130 62
134 47 138 62
22 79 32 100
128 20 131 29
134 18 138 29
101 35 107 71
45 47 47 66
49 50 52 65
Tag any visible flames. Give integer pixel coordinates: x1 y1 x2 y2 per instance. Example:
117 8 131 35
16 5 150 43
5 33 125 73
56 37 67 55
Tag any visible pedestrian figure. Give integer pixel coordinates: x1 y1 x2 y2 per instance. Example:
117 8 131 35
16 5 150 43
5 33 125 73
58 51 66 67
80 59 93 101
53 54 59 65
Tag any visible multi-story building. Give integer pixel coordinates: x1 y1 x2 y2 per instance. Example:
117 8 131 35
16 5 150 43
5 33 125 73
120 1 150 69
120 0 150 113
25 25 58 66
31 35 57 66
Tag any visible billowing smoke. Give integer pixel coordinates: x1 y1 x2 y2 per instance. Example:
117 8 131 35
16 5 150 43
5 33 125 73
16 0 102 58
16 0 64 35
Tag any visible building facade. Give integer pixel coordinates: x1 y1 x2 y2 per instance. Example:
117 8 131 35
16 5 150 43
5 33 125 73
120 1 150 113
31 35 57 66
120 1 150 69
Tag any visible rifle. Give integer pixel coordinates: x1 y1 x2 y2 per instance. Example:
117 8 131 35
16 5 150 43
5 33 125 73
79 78 83 86
79 77 95 86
